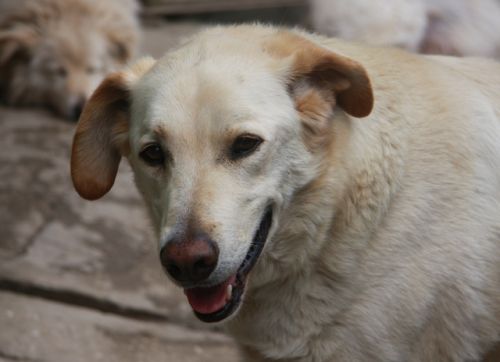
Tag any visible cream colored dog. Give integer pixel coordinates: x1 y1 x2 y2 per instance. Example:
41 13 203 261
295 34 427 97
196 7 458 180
71 25 500 361
0 0 139 120
311 0 500 58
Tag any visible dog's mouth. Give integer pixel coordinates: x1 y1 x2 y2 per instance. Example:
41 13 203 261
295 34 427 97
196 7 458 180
183 206 273 323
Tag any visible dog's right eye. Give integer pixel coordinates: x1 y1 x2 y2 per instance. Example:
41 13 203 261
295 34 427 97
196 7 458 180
230 134 264 160
140 143 165 166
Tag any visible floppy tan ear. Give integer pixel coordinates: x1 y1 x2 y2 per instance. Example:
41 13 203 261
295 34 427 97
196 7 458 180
71 57 156 200
266 31 374 119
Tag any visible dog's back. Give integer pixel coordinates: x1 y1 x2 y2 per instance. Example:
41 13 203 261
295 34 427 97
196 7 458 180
228 31 500 361
335 40 500 361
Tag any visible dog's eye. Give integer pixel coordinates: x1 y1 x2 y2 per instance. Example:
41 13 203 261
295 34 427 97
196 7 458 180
140 143 165 166
230 134 263 160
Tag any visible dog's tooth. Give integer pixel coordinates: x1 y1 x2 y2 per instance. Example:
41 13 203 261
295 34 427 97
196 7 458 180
227 284 233 301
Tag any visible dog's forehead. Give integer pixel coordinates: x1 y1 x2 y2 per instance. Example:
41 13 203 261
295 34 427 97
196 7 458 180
130 50 294 140
40 27 107 68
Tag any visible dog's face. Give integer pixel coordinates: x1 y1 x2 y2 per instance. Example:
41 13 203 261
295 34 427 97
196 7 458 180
1 22 131 120
71 27 373 323
29 31 122 119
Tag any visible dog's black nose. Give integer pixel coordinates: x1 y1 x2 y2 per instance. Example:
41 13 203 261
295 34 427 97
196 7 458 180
160 234 219 284
71 98 86 122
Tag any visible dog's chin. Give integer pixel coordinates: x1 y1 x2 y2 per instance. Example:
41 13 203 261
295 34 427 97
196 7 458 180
183 206 273 323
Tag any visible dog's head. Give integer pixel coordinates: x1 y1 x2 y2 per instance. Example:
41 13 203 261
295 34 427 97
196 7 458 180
71 26 373 323
0 2 137 120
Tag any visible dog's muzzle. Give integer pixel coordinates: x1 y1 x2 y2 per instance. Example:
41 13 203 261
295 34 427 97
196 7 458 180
161 206 273 323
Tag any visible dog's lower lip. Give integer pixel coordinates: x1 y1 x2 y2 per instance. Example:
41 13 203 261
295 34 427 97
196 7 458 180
190 206 273 323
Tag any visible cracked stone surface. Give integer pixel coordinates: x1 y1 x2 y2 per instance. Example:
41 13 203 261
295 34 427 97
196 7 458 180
0 21 239 362
0 291 238 362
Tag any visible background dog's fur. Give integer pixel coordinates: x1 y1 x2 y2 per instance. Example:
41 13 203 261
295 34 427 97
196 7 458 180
311 0 500 58
0 0 139 120
71 24 500 361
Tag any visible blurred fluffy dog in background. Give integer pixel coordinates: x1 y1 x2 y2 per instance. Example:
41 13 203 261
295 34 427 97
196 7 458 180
311 0 500 59
0 0 139 120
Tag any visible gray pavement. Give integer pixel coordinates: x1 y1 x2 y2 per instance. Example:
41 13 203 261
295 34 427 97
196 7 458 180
0 22 239 362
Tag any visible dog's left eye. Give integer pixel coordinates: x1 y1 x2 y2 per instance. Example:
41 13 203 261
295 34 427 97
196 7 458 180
230 134 263 160
140 143 165 166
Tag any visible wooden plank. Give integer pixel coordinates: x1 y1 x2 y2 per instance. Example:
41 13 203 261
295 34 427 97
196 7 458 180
142 0 307 16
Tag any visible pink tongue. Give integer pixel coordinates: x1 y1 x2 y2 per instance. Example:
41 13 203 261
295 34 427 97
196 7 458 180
184 275 236 315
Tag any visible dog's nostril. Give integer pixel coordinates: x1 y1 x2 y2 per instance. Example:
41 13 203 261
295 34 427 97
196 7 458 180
192 257 214 279
165 264 182 280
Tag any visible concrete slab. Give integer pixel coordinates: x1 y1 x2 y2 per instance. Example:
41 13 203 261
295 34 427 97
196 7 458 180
0 291 238 362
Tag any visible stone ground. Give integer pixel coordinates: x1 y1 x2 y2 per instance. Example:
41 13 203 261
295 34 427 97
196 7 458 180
0 21 240 362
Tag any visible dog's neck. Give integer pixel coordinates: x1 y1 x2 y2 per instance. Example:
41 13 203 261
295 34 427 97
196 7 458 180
251 110 406 287
226 111 407 359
